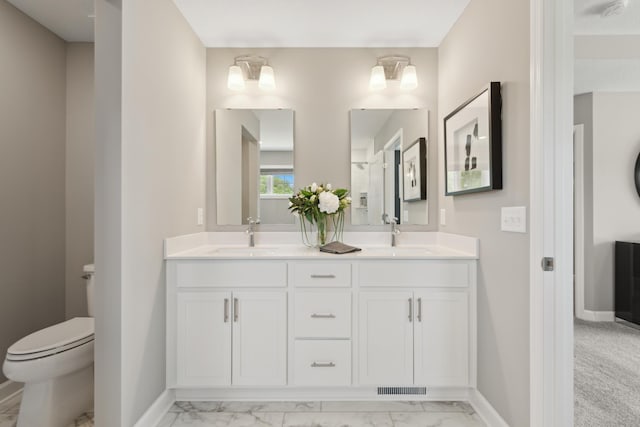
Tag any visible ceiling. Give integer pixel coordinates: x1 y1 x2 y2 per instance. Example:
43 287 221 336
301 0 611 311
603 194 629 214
575 0 640 35
7 0 94 42
173 0 471 47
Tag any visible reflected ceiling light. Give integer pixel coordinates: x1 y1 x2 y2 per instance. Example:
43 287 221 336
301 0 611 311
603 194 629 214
369 55 418 91
227 55 276 91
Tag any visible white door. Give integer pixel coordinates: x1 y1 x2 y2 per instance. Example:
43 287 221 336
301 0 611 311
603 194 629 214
232 291 287 386
414 290 469 386
368 151 385 224
177 291 231 386
358 291 414 385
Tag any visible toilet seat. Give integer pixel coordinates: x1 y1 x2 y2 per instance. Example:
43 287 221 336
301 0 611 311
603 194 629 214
6 318 94 362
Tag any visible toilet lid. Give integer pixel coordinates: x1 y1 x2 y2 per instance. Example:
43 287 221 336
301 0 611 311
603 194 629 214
7 317 94 357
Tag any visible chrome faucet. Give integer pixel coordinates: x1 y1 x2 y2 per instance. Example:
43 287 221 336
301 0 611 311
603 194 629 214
382 214 401 247
246 217 260 247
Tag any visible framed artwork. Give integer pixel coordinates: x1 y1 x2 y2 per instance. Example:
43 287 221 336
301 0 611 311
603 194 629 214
635 151 640 198
444 81 502 196
402 137 427 202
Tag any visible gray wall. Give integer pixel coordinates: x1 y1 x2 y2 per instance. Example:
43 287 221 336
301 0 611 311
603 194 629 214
575 92 640 311
95 0 207 424
94 0 123 424
0 0 66 383
438 0 531 425
66 43 95 318
205 48 439 230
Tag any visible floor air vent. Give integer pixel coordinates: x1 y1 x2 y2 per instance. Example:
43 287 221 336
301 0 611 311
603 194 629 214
377 387 427 395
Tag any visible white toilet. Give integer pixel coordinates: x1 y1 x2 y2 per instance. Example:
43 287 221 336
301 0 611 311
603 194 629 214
3 264 95 427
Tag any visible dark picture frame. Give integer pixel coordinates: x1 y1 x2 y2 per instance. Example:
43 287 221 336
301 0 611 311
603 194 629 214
444 82 502 196
635 152 640 198
402 137 427 202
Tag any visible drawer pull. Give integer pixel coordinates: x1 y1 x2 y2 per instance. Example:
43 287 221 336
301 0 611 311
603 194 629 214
408 298 413 322
310 313 336 319
310 274 336 279
311 361 336 368
233 298 239 322
417 298 422 322
224 298 229 323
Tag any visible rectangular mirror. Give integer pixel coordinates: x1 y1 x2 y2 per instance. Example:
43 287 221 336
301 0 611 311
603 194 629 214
350 109 429 225
215 109 295 225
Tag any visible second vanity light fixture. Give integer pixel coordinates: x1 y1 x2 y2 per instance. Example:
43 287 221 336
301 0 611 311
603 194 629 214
228 55 276 91
369 55 418 91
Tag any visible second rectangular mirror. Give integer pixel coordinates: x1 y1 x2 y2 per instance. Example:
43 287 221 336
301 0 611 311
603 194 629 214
350 109 429 225
216 109 295 225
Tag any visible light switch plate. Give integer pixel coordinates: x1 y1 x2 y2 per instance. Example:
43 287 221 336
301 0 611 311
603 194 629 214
501 206 526 233
403 210 409 222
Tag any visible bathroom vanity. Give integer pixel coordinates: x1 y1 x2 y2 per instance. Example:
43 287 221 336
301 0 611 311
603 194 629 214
165 232 478 401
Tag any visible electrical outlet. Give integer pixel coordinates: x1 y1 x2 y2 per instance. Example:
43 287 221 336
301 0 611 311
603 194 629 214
440 209 446 226
501 206 526 233
403 210 409 222
197 208 204 226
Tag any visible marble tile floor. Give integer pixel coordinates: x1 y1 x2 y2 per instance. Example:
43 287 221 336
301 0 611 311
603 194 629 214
0 391 94 427
160 400 486 427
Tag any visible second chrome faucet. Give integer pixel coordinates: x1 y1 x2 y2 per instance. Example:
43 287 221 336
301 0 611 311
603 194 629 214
382 213 401 247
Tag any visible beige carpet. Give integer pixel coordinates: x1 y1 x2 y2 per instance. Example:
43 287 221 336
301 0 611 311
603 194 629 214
575 319 640 427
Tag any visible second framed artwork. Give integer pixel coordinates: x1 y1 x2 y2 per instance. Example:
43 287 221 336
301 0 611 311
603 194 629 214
444 81 503 196
402 137 427 201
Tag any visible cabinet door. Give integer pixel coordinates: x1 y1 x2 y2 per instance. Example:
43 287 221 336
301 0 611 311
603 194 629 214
177 291 231 386
358 291 414 385
232 291 287 386
414 290 469 386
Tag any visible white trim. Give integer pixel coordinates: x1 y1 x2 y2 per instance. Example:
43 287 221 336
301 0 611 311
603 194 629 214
0 380 22 404
530 0 574 425
574 124 586 320
174 386 471 402
580 310 615 322
468 389 509 427
133 389 175 427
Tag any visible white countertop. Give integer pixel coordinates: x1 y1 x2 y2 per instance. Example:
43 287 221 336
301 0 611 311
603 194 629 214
164 232 479 260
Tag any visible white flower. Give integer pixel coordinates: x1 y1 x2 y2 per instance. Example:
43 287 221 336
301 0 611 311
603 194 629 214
326 183 332 190
346 196 352 202
310 182 318 192
318 191 340 214
310 194 316 202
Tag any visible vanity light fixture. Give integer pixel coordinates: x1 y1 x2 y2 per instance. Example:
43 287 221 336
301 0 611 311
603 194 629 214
227 55 276 91
369 55 418 91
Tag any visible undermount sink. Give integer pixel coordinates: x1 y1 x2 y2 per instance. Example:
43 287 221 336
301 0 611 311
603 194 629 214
209 247 279 256
358 247 434 257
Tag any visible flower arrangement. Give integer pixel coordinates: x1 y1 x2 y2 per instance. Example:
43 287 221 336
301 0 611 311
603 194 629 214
288 182 351 246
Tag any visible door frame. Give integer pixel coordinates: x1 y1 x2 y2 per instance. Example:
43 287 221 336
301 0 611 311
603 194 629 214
574 124 586 320
529 0 574 425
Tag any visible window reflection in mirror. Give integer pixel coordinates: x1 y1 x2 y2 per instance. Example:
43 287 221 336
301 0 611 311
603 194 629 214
215 109 294 225
350 109 429 225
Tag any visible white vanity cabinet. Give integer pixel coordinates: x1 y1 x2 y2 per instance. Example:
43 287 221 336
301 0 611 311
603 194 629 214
165 236 477 400
168 260 287 388
357 261 474 388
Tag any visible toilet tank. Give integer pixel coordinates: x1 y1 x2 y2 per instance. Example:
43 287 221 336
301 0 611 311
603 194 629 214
83 264 95 317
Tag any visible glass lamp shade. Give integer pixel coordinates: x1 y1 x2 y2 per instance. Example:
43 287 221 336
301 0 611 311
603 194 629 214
400 65 418 90
369 65 387 91
227 65 245 90
258 65 276 90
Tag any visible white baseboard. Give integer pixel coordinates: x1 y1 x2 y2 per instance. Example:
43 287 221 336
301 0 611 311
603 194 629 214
469 389 509 427
174 386 471 402
579 310 615 322
133 389 175 427
0 380 22 404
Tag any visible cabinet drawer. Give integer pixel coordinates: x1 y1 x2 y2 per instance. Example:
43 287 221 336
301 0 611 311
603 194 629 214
293 340 351 386
358 260 471 288
292 263 351 287
294 292 351 338
176 261 287 287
